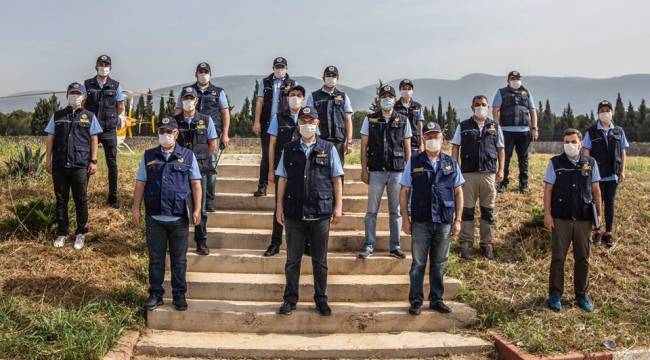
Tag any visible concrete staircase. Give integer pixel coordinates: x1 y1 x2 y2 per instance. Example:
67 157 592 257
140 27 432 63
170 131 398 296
136 154 491 358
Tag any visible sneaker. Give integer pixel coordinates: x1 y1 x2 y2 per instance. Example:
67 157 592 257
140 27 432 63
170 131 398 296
429 301 452 314
460 243 473 260
142 294 163 310
358 249 373 259
172 293 188 311
592 231 602 246
497 183 507 193
278 301 296 315
264 244 280 257
315 302 332 316
409 303 422 315
196 243 210 255
53 235 67 248
576 296 593 312
481 244 495 260
602 233 614 248
253 185 267 197
548 293 562 312
390 249 406 259
73 234 85 250
519 185 529 194
206 203 216 212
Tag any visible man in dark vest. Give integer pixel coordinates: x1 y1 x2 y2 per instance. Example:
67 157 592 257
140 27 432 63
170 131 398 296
394 79 424 155
451 95 505 260
275 106 344 316
583 100 629 248
252 57 297 197
543 128 602 312
492 71 538 193
306 65 354 182
399 122 464 315
45 82 103 250
264 85 305 256
133 117 202 311
359 85 412 260
174 87 218 256
174 62 231 212
84 54 125 208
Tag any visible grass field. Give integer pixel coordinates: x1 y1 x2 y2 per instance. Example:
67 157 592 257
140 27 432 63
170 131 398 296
0 137 649 358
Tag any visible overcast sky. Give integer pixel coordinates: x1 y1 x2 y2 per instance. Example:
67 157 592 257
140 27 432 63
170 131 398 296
1 0 648 95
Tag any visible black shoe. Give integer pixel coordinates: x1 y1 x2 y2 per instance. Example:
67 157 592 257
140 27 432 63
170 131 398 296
497 183 507 193
460 244 473 260
316 302 332 316
172 293 188 311
358 249 372 259
196 243 210 255
429 301 452 314
519 185 529 194
304 243 311 257
264 244 280 257
409 303 422 315
254 185 267 197
206 203 216 212
109 200 120 209
390 249 406 259
279 301 296 315
481 245 495 260
602 233 614 248
592 231 602 245
142 294 163 310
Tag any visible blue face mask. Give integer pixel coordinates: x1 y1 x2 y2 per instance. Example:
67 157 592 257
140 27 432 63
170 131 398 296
380 97 394 110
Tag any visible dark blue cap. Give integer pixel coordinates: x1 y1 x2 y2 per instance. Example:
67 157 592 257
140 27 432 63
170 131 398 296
196 62 211 72
598 100 613 111
273 57 287 67
158 117 178 130
423 121 442 134
96 54 111 65
298 106 319 120
323 65 339 76
180 86 198 98
67 82 86 95
399 79 414 89
378 85 396 97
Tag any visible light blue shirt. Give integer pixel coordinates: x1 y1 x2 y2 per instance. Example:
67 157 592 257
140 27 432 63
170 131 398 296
492 88 536 133
583 121 629 182
183 115 218 140
275 140 344 178
136 150 202 222
398 100 425 121
267 113 299 136
450 121 505 148
399 157 465 188
305 89 354 113
257 77 297 122
543 157 601 185
175 85 229 110
44 113 103 135
360 115 413 138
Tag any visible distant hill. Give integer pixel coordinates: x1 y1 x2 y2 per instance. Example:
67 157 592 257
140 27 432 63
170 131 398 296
2 74 649 119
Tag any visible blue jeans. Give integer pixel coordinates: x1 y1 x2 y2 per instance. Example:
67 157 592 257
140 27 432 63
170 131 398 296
409 221 451 305
363 171 402 252
146 216 189 296
194 174 208 245
205 138 221 208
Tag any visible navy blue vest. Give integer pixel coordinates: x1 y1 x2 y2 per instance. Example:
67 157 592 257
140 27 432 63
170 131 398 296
261 74 295 124
587 123 623 178
498 86 531 127
191 82 226 135
550 154 596 221
311 88 347 142
394 100 422 147
282 138 335 220
175 112 211 174
459 118 499 173
143 145 195 217
410 152 458 224
51 107 95 169
273 111 299 169
84 77 120 132
366 111 408 172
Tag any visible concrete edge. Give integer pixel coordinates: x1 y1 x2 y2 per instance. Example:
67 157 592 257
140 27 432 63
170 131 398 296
101 330 140 360
491 332 614 360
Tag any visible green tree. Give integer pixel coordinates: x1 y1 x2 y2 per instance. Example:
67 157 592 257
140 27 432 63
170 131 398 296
251 80 259 121
613 92 625 125
144 89 154 121
352 111 368 139
31 93 60 135
158 97 166 118
369 79 384 112
135 96 144 120
625 101 637 141
444 102 458 139
437 96 444 125
165 90 176 116
638 99 649 141
560 103 576 130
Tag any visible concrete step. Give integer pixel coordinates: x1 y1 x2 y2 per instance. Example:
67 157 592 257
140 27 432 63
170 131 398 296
199 227 411 252
217 176 371 196
146 299 478 334
181 249 420 275
136 330 492 358
218 163 363 179
163 272 458 302
214 192 387 212
208 210 398 231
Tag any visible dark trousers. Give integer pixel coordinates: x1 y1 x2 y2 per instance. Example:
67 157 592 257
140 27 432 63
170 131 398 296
332 141 345 186
409 222 451 305
258 122 270 187
194 174 208 245
99 131 118 203
502 131 530 188
146 215 189 296
270 175 284 247
52 167 89 236
598 180 618 233
205 138 221 208
549 218 591 298
283 217 330 304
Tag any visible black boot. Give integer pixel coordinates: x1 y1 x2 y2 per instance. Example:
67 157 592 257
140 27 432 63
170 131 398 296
196 242 210 256
142 294 163 310
254 184 267 197
264 244 280 257
172 293 188 311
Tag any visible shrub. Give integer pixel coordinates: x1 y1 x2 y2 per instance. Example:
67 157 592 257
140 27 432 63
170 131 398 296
4 144 45 178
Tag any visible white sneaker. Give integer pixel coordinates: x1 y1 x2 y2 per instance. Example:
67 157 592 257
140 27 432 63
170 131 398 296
53 235 67 248
73 234 85 250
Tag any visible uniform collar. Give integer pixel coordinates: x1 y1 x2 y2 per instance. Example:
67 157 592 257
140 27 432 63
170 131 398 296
320 86 337 95
596 121 614 130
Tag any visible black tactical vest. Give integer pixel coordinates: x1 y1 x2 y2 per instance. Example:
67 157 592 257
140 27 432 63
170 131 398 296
459 118 499 173
366 111 408 172
311 88 347 142
84 77 120 132
51 107 95 169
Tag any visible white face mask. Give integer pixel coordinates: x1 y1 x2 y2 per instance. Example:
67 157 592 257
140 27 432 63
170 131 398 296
509 80 522 89
274 68 287 79
67 94 83 108
288 96 302 110
182 100 196 112
197 73 210 85
324 77 337 87
425 139 441 152
400 90 413 99
564 143 581 158
159 133 175 148
299 123 318 138
97 66 110 77
473 106 489 119
598 111 613 124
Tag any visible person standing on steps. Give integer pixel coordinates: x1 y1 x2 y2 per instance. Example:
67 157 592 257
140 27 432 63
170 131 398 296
45 82 102 250
275 106 343 317
400 122 464 315
174 87 218 256
543 128 602 313
84 54 125 208
174 62 231 213
264 85 305 257
451 95 505 260
583 100 629 248
359 85 412 260
133 117 202 312
394 79 424 155
252 57 296 198
492 70 538 193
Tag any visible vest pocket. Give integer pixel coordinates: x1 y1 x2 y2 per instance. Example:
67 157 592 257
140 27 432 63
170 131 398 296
316 191 333 215
173 192 187 215
73 145 90 167
392 150 405 171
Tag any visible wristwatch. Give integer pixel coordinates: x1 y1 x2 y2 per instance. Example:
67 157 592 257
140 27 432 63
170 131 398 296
530 127 538 131
90 159 98 164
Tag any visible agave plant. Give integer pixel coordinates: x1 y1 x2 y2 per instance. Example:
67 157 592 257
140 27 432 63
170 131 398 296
4 144 46 177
